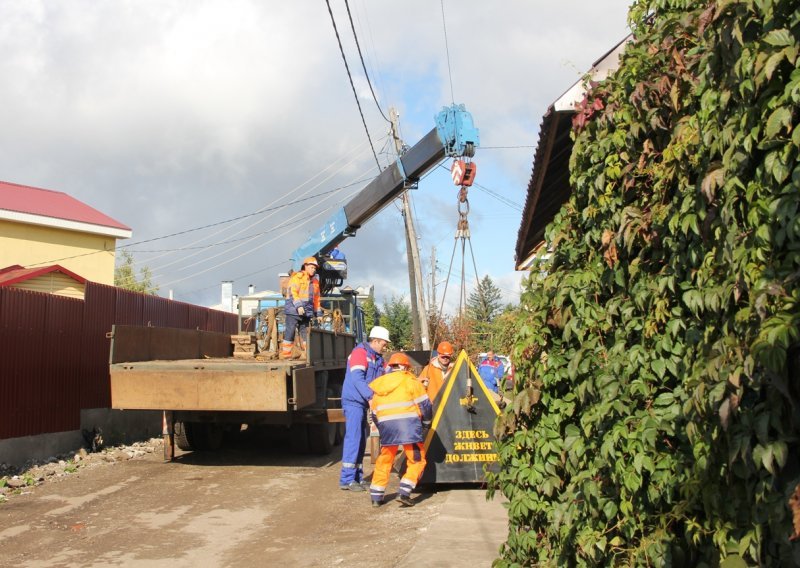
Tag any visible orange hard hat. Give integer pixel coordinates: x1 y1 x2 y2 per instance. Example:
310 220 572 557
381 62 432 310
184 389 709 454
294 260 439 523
302 256 319 267
387 352 411 368
437 341 454 356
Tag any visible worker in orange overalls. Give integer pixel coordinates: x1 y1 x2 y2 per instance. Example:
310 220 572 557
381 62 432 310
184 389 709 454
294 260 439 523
368 352 432 507
417 340 455 403
281 257 322 359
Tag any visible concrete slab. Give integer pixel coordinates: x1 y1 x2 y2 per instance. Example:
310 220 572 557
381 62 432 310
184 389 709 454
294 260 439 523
397 489 508 567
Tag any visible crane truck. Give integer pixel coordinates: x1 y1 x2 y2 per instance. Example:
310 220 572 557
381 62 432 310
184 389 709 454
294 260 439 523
108 104 479 458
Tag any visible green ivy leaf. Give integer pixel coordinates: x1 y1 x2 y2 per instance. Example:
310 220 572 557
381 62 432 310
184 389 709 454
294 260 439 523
765 107 792 138
763 29 793 47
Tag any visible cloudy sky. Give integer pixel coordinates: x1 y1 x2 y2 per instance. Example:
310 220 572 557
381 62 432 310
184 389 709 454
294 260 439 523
0 0 631 313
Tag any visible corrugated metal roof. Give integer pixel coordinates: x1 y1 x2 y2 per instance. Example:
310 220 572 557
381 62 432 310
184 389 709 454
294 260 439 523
0 180 132 237
514 35 630 270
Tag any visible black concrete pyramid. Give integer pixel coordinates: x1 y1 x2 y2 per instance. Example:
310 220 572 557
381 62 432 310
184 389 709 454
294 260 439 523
419 350 501 484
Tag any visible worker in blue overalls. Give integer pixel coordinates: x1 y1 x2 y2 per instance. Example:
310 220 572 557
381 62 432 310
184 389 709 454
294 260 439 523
339 326 390 491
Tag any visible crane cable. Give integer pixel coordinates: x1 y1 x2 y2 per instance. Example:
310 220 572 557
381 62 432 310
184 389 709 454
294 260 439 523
431 181 482 349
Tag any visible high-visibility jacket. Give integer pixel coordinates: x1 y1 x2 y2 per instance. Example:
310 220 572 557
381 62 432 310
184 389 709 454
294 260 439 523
477 357 504 393
369 369 432 446
417 357 454 403
342 342 385 406
284 270 321 317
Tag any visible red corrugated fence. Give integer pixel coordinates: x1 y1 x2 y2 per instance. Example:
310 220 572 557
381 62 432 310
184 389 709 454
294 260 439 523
0 282 237 440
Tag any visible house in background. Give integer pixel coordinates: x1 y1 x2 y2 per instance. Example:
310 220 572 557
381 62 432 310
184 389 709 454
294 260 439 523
0 264 87 299
0 180 132 284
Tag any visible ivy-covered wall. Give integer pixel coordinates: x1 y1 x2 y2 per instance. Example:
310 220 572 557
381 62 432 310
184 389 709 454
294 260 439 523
490 0 800 565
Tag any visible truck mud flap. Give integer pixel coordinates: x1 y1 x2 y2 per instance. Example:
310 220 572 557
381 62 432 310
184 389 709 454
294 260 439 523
291 366 316 410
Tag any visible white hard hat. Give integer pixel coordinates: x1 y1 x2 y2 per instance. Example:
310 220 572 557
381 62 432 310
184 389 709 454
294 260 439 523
368 326 391 342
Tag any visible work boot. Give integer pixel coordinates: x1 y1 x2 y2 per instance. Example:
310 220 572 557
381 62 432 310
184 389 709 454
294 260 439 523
279 341 293 360
371 499 382 508
396 494 415 507
338 482 364 492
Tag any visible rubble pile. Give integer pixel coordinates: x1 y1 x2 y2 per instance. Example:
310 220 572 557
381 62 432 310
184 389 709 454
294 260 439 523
0 438 164 502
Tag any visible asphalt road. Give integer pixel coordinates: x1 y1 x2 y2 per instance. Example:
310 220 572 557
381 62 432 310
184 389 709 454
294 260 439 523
0 437 452 568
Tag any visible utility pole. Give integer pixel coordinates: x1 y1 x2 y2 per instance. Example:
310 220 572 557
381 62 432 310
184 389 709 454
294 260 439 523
430 246 437 313
389 107 430 350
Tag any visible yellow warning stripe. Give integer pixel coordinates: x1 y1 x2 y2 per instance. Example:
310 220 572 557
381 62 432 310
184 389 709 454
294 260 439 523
423 350 500 451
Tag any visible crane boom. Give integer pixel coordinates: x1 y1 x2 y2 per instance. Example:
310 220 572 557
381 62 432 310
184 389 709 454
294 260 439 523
291 104 479 284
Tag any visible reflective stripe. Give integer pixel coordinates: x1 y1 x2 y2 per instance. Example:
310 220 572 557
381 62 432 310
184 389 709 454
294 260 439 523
378 412 419 422
375 400 414 411
399 478 417 490
349 365 366 372
342 462 357 468
413 394 429 404
369 484 386 492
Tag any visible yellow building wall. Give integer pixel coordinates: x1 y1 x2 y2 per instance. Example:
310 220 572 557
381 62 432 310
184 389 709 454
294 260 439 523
0 220 118 285
11 272 86 299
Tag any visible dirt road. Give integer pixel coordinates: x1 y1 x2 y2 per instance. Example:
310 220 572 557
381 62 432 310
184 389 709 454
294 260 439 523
0 436 449 568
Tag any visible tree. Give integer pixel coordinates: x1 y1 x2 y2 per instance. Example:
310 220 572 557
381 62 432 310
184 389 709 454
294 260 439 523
114 250 158 294
360 295 379 334
379 295 413 350
466 275 503 323
465 275 504 353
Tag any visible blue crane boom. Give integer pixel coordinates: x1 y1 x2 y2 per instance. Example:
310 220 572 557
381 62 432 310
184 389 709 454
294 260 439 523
291 103 479 291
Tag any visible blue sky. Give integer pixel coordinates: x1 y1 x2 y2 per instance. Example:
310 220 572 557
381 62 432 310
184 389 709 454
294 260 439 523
0 1 632 314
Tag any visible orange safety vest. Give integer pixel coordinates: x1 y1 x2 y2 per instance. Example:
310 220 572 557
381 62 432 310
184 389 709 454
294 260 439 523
287 270 321 315
417 357 453 403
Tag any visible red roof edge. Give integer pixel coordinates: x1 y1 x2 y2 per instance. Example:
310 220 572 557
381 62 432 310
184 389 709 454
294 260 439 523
0 264 87 287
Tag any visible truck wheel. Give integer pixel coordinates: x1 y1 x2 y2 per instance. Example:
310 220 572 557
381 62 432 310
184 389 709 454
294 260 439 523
179 422 223 452
174 421 196 451
202 423 225 451
289 423 310 454
307 423 335 455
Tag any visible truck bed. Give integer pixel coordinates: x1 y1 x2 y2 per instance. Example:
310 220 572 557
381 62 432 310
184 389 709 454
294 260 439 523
109 325 352 413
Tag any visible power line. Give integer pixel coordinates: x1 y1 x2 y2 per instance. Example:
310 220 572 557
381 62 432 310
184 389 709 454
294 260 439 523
440 0 455 104
435 164 523 211
480 145 537 150
324 0 382 172
343 0 390 124
26 181 370 268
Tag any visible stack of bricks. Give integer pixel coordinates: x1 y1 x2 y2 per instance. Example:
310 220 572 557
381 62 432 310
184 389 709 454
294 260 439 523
231 334 257 359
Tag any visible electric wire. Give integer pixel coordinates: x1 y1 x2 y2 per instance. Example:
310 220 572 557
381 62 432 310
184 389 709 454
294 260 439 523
26 184 363 269
113 140 383 288
158 182 364 288
435 164 522 211
343 0 390 124
440 0 455 104
143 142 378 277
324 0 381 172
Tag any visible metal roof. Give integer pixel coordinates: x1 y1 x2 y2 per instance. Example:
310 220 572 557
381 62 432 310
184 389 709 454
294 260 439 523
515 35 630 270
0 180 132 239
0 264 87 287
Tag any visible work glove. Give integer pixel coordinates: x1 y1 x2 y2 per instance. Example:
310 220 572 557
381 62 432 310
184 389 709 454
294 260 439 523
297 306 305 316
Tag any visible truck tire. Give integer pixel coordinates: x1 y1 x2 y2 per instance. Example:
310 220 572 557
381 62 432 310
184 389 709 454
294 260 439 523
307 423 336 455
174 421 196 451
289 423 310 454
175 422 224 452
202 423 225 451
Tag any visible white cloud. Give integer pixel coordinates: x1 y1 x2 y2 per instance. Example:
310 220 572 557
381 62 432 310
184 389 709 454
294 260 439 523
0 0 632 310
